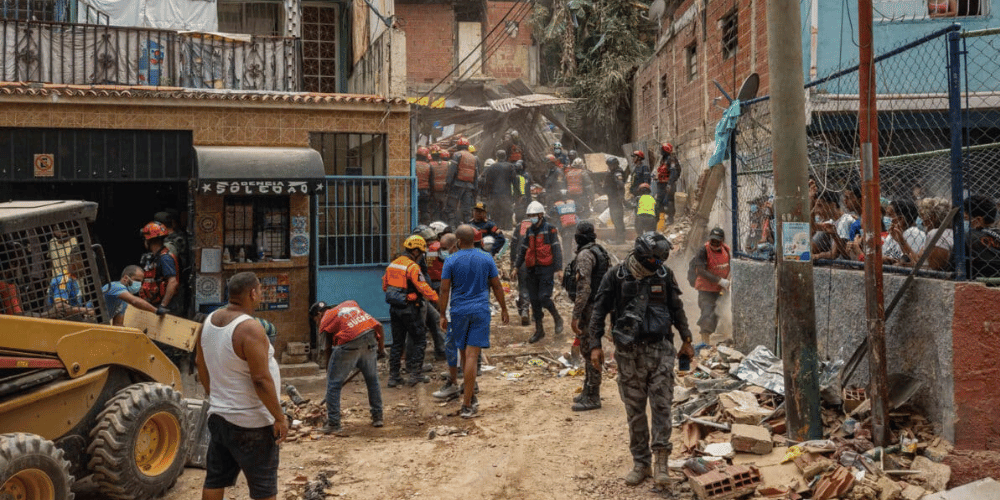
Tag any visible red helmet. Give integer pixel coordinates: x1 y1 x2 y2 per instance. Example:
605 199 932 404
429 144 441 154
546 154 559 164
661 143 673 154
416 146 430 158
440 150 451 160
632 150 645 160
141 221 169 240
456 137 470 147
637 183 651 192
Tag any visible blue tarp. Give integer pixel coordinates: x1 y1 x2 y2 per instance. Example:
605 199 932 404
709 99 741 167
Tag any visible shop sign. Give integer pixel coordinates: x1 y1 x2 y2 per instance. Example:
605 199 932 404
199 180 324 195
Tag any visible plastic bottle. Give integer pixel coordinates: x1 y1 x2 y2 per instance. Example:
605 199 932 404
237 247 246 263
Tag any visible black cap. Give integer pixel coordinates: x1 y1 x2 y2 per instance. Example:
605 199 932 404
309 301 328 316
709 227 726 241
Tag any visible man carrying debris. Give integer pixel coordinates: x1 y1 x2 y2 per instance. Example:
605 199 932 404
693 227 731 346
310 300 385 433
436 225 509 418
514 201 564 344
196 272 286 500
589 232 695 489
382 235 439 387
446 138 479 228
566 222 610 412
102 264 157 326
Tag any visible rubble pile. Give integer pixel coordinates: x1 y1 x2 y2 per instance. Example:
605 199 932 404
672 344 959 500
282 400 327 442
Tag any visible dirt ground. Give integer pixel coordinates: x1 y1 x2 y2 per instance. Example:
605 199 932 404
154 243 712 500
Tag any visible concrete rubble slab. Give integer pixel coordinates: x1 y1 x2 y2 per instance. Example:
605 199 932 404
923 478 1000 500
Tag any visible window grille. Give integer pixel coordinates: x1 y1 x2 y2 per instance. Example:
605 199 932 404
722 10 738 60
874 0 989 21
687 43 698 81
223 197 290 262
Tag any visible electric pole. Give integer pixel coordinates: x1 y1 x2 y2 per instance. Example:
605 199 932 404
767 0 823 441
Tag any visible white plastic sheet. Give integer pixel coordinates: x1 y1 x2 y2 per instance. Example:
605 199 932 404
84 0 218 32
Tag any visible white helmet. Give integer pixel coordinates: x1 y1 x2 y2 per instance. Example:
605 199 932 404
484 159 496 168
571 158 585 168
526 201 545 215
429 221 449 236
482 235 496 252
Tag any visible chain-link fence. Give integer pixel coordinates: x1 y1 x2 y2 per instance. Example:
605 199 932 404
732 25 1000 282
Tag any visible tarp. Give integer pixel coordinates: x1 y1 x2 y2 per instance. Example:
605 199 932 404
83 0 218 32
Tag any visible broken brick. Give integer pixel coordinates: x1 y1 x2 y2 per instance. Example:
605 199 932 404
793 452 835 480
876 475 903 500
812 466 856 500
731 423 773 455
687 464 762 500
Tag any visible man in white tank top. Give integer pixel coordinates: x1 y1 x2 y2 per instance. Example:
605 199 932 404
195 272 287 500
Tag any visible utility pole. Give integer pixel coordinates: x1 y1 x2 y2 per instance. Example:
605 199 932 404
858 0 890 447
767 0 823 441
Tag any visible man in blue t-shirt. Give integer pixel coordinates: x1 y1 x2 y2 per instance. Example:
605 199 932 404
437 224 509 418
102 265 158 325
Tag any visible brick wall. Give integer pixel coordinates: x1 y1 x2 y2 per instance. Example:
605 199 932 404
397 3 455 90
484 1 533 84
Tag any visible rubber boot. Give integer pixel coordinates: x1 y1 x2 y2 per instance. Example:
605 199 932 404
552 310 564 336
654 449 671 488
528 321 545 344
571 385 601 411
624 464 652 486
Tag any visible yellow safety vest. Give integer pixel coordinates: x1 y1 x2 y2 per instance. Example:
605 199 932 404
512 175 527 196
637 194 656 216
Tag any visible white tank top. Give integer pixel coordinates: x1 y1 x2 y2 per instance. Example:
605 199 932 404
201 310 282 428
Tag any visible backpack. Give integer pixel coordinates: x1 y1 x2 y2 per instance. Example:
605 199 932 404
687 251 700 287
564 243 611 301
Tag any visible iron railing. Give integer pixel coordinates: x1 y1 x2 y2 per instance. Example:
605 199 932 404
1 0 109 25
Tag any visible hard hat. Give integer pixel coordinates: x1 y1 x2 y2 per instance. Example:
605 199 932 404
606 156 620 168
440 150 451 159
526 201 545 215
634 232 672 261
456 137 470 147
484 159 496 168
403 235 427 252
429 221 450 236
571 158 585 168
515 160 525 169
554 200 565 206
638 183 651 192
661 142 673 154
568 149 578 158
511 130 520 138
412 224 436 242
141 221 169 240
553 142 562 149
482 235 496 252
632 150 645 160
468 145 476 154
429 144 441 153
416 146 430 158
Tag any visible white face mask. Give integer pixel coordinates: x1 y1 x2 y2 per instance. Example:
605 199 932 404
529 216 541 225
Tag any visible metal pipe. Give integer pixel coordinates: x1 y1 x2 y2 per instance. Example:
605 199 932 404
947 31 966 280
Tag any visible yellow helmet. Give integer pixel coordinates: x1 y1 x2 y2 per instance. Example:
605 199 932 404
468 145 477 154
403 235 427 252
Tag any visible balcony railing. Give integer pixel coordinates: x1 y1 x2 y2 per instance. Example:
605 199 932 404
2 0 109 25
1 19 302 91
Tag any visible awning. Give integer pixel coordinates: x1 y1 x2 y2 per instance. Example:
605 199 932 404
195 146 325 195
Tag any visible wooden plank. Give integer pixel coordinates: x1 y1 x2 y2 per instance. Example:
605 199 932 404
686 162 727 253
585 153 608 173
123 307 202 352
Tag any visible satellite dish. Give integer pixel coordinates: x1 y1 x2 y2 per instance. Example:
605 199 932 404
648 0 666 21
737 73 760 101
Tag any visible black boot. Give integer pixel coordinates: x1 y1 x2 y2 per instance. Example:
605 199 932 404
572 385 601 411
573 386 586 403
552 310 564 336
528 322 545 343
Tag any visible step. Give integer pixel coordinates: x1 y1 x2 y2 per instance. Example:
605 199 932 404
279 362 322 378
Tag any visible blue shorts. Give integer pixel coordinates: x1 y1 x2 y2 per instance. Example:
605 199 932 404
449 311 491 352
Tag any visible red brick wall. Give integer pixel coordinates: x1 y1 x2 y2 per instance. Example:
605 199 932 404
484 1 534 84
952 282 1000 450
397 3 455 86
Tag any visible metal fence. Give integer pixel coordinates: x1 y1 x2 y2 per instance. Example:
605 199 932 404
1 18 301 90
315 176 414 268
732 24 1000 282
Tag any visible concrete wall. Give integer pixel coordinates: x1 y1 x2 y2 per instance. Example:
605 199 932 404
951 283 1000 450
731 259 956 441
397 2 455 92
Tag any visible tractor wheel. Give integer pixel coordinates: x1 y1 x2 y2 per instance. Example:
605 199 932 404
0 433 74 500
87 383 187 500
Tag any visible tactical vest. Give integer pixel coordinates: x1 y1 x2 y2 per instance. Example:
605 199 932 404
456 151 477 183
426 241 444 282
512 174 527 197
510 143 523 162
565 168 585 195
564 242 610 301
139 247 173 305
416 160 431 190
431 161 449 192
611 263 676 346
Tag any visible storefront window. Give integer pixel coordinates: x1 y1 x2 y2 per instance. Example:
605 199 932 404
223 196 290 261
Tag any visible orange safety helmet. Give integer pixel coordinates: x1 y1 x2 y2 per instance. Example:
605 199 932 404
141 221 169 240
416 146 430 158
456 137 470 148
632 150 645 160
429 144 441 154
440 150 451 160
661 142 673 154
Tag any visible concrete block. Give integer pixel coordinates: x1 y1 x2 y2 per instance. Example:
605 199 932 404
876 475 903 500
278 361 321 378
900 483 929 500
687 464 761 500
730 423 773 455
923 478 1000 500
793 452 834 480
812 466 855 500
911 456 952 492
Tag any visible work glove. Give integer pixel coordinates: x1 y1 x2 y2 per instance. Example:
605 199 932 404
719 278 731 289
156 305 170 316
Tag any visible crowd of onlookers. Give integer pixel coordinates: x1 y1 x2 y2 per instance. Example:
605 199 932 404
744 179 1000 280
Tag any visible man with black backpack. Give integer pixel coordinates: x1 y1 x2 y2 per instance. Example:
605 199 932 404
564 222 610 412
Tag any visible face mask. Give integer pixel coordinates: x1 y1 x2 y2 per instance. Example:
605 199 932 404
639 256 662 271
440 250 450 259
127 279 142 294
883 216 893 230
529 216 541 225
964 220 971 233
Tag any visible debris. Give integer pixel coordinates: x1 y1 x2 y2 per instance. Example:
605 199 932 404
899 483 930 500
689 417 732 432
812 466 856 500
875 475 903 500
427 426 468 440
716 345 745 363
730 423 773 455
843 386 867 414
704 442 735 459
923 478 1000 500
719 390 773 425
686 464 761 500
910 456 952 492
793 453 835 480
734 345 842 400
922 438 954 463
756 486 803 499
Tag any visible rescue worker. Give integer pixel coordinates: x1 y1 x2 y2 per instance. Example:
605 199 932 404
542 155 566 207
469 203 506 257
446 138 479 227
506 130 524 162
431 148 451 222
588 232 695 489
415 146 434 224
564 158 595 219
566 222 610 411
509 214 533 325
382 235 439 387
552 142 569 167
629 150 651 197
514 201 564 344
554 200 578 266
512 160 532 222
603 157 627 243
567 149 579 165
635 184 657 235
693 227 731 346
481 150 518 230
139 221 180 315
415 225 447 361
656 143 681 225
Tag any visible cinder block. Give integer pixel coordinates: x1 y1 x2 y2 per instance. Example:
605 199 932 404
687 464 761 500
730 423 773 455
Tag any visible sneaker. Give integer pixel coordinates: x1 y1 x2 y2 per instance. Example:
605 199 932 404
320 422 342 434
433 381 461 400
471 394 479 409
372 418 384 428
459 405 478 419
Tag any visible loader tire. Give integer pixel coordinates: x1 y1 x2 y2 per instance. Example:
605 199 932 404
0 433 74 500
87 383 187 500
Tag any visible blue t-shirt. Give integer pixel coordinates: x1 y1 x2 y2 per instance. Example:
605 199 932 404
102 281 129 318
441 248 498 316
48 273 81 307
